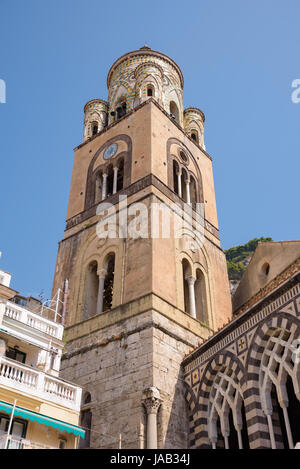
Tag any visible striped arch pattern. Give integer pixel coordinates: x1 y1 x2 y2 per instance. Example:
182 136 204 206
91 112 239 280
245 312 300 448
185 352 245 448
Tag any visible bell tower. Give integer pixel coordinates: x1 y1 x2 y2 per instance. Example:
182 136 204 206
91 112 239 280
52 47 232 449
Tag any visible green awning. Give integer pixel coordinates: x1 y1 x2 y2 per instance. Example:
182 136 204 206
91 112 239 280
0 401 85 438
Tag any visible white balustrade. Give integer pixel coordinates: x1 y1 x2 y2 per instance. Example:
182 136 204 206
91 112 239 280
4 305 21 321
0 435 57 450
0 357 81 411
4 301 63 340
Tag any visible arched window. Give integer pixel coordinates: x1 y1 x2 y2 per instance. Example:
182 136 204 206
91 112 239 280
190 130 198 143
182 259 192 314
83 261 99 320
116 100 127 119
181 168 188 202
195 269 207 324
117 159 124 192
260 328 300 448
83 392 91 405
170 101 179 124
79 392 92 449
106 164 114 198
173 160 179 195
95 171 102 204
190 176 197 205
92 122 98 136
103 254 115 312
147 85 154 97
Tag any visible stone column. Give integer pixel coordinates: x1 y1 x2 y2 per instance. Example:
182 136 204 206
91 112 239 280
102 173 108 201
142 387 162 449
96 269 107 315
113 167 118 194
186 276 196 319
176 170 182 198
185 179 191 205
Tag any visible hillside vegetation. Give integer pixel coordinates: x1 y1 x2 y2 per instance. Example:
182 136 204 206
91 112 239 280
225 237 273 281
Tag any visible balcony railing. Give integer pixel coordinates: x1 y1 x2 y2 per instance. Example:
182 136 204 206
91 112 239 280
4 301 64 340
0 434 57 449
0 357 81 411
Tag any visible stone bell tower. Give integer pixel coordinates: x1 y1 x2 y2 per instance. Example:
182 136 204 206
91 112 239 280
52 46 232 449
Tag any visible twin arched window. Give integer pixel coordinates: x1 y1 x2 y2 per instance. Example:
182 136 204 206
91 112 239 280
83 253 116 320
173 160 197 204
95 159 124 204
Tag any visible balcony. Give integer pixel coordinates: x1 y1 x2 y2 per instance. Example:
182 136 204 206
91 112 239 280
3 301 64 340
0 356 81 411
0 434 57 449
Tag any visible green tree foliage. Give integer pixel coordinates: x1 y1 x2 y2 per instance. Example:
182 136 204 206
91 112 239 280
225 237 273 281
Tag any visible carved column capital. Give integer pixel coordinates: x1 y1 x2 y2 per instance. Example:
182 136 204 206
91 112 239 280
186 275 196 286
97 268 107 279
142 387 162 415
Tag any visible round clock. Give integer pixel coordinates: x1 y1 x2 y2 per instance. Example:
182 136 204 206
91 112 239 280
104 143 118 160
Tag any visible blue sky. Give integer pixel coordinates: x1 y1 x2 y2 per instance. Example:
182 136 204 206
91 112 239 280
0 0 299 299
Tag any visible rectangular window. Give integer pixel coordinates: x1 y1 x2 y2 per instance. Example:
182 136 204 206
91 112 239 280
0 414 27 449
6 347 26 364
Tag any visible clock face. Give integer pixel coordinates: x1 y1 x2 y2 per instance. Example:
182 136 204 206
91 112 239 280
104 143 118 160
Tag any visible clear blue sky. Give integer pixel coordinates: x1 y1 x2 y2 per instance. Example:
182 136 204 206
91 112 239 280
1 0 299 299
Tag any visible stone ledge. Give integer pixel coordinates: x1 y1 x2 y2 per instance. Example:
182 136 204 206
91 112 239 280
63 293 212 345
